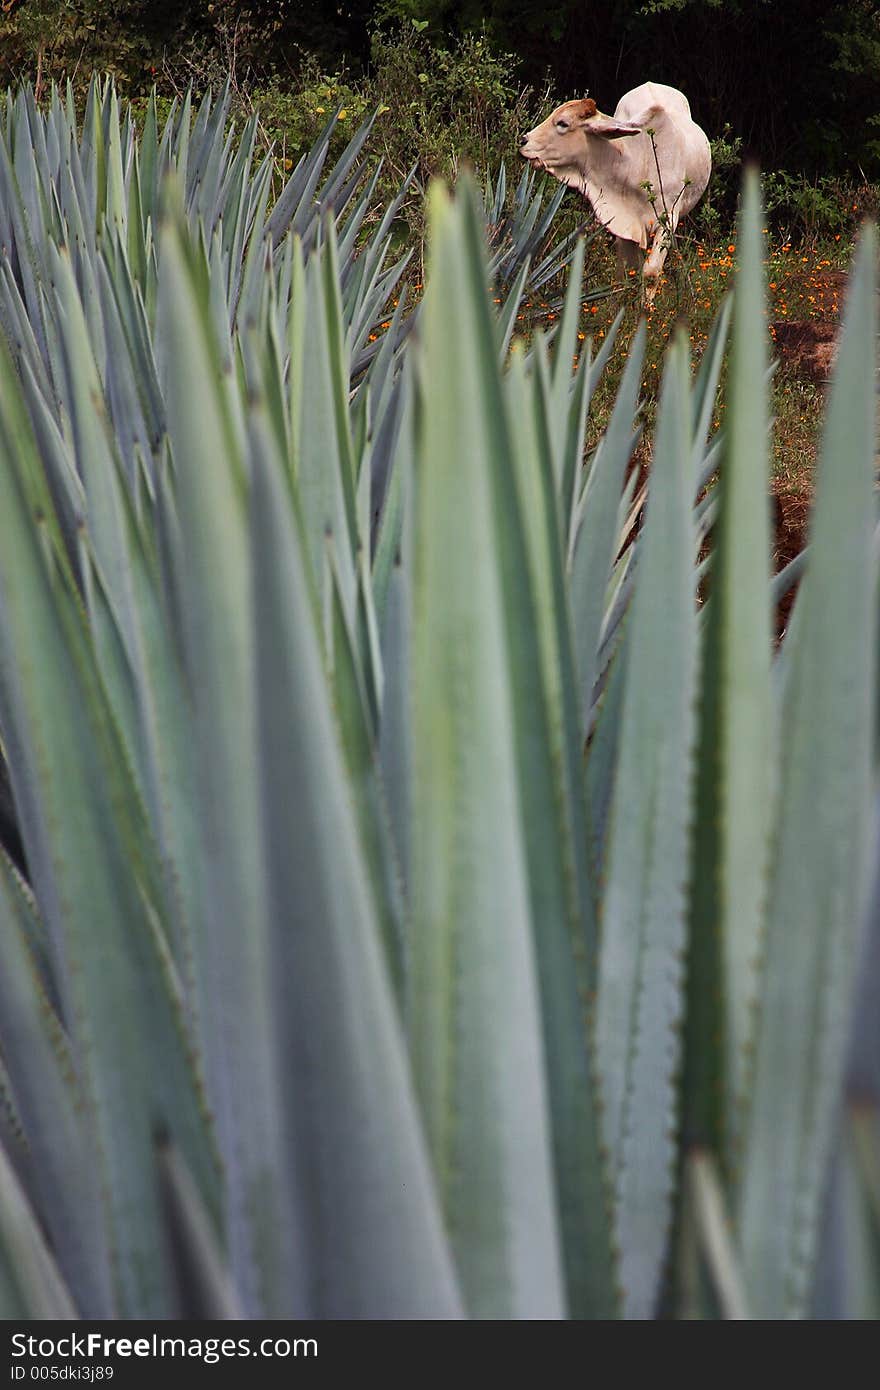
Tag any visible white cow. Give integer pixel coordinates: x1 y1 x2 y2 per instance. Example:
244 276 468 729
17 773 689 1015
520 82 711 302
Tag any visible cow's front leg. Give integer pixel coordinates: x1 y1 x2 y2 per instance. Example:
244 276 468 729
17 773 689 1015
643 220 673 306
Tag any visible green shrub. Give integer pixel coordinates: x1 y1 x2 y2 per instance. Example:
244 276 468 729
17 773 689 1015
762 169 850 243
245 27 536 239
366 26 529 177
0 82 877 1320
691 124 743 242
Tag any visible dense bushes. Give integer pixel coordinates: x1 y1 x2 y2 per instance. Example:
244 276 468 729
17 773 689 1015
2 3 879 246
5 2 880 185
373 1 880 181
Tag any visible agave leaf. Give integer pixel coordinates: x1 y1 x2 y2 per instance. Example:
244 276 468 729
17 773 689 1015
313 107 377 223
849 1106 880 1245
158 1141 243 1320
812 1104 880 1318
11 93 42 247
378 554 415 901
0 255 50 396
526 214 593 291
12 349 85 581
770 546 807 622
684 170 775 1169
186 86 231 229
247 394 463 1318
328 554 406 999
186 88 217 195
222 129 264 311
569 322 645 735
550 238 586 398
292 227 358 626
364 279 411 434
171 89 192 199
486 161 506 226
139 89 159 228
97 254 153 485
595 332 697 1319
0 330 219 1317
62 127 97 264
496 256 531 359
0 1139 77 1319
585 623 629 878
690 293 732 471
77 500 205 985
126 146 149 289
738 226 878 1318
98 240 164 456
157 203 300 1317
81 76 106 233
410 180 567 1319
104 87 126 243
0 856 112 1315
562 310 626 551
265 133 329 248
0 1052 26 1162
375 374 415 895
347 248 412 366
48 248 192 876
371 379 411 618
593 544 635 697
503 340 617 1317
685 1151 749 1318
0 843 52 997
0 133 49 364
336 161 383 269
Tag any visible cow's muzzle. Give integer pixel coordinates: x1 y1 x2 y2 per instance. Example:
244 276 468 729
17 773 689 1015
519 135 544 167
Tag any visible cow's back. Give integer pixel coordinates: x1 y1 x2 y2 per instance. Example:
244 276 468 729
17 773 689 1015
613 82 711 226
614 81 694 127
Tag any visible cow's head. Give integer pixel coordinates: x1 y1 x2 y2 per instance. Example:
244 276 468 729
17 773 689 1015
520 98 643 185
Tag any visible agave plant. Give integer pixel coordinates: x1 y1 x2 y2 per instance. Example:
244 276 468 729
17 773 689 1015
0 79 877 1320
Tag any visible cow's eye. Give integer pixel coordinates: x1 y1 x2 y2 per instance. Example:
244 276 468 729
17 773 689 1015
555 119 570 131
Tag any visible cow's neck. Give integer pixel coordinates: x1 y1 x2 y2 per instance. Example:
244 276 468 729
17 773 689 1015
567 140 647 248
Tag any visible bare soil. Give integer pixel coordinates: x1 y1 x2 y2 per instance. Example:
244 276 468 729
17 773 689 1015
771 319 840 386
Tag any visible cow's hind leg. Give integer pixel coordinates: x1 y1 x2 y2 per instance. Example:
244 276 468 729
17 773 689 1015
614 236 642 287
643 218 676 306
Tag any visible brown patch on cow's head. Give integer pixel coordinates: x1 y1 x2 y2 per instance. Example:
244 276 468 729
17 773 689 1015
520 96 620 178
542 98 597 128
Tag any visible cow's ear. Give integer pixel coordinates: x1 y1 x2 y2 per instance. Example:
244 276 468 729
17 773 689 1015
575 98 597 121
587 113 643 140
